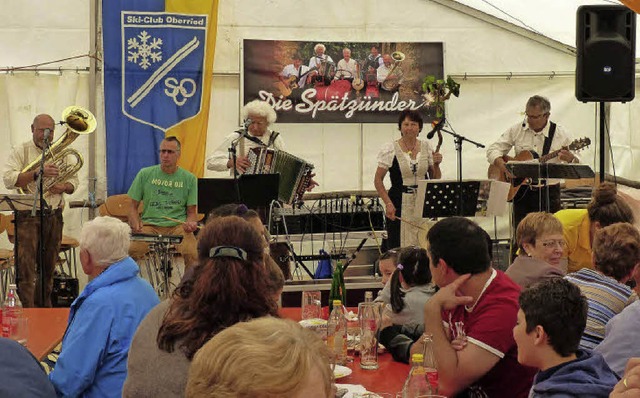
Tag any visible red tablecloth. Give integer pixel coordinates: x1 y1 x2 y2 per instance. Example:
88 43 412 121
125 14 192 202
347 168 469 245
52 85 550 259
24 308 70 360
279 307 409 395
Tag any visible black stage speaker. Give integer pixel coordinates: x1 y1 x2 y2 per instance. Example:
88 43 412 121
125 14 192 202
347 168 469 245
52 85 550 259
576 5 636 102
52 273 79 307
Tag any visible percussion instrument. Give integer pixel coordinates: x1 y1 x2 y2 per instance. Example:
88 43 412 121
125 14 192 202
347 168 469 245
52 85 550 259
246 147 314 205
131 233 183 298
130 233 183 244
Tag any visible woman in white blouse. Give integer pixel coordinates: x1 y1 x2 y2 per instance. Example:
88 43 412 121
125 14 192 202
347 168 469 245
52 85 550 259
374 110 442 248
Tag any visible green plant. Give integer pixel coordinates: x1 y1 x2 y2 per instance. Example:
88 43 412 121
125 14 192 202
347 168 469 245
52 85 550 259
422 75 461 118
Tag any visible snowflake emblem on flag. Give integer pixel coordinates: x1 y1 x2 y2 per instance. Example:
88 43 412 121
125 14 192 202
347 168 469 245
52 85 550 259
127 31 163 70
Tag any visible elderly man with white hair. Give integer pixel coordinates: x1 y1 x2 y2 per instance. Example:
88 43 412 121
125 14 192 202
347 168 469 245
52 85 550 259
206 99 286 174
49 216 159 398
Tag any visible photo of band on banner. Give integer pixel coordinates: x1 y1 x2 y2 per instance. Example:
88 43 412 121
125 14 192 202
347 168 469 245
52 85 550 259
242 40 444 123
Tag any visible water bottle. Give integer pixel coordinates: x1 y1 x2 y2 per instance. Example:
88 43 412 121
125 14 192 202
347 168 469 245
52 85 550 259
423 334 439 393
402 353 432 398
327 299 347 365
2 284 26 345
359 292 379 370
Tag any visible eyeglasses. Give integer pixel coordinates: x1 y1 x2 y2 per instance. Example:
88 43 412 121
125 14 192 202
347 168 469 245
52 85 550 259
159 149 178 154
541 240 566 249
526 113 549 120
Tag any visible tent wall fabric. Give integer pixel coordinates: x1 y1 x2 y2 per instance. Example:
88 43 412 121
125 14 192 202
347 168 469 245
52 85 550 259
1 0 638 290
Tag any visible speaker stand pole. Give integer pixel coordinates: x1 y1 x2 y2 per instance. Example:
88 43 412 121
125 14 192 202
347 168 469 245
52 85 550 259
599 101 606 184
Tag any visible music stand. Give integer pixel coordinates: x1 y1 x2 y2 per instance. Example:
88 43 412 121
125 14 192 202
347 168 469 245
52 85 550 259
0 194 36 302
197 174 280 217
414 179 498 218
506 162 595 180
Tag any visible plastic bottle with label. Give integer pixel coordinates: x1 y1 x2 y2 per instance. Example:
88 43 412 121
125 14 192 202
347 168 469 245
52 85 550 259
2 284 26 345
327 299 348 365
402 353 433 397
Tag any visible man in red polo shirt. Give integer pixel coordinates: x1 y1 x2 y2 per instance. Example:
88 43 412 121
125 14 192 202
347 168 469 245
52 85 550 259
423 217 536 397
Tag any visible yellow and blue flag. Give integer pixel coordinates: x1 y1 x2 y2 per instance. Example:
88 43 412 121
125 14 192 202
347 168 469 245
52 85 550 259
103 0 218 194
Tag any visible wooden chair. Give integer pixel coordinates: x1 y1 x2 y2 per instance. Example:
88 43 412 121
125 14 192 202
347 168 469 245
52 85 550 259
98 194 143 222
0 213 15 298
57 235 79 278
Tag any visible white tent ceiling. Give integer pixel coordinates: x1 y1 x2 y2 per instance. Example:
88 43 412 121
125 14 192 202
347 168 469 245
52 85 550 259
455 0 639 52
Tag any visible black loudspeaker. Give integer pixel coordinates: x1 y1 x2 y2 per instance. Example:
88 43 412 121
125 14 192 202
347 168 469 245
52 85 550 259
576 5 636 102
52 274 79 307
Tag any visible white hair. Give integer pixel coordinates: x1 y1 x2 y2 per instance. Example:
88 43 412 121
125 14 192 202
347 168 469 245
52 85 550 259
79 216 131 267
314 43 326 52
242 100 277 125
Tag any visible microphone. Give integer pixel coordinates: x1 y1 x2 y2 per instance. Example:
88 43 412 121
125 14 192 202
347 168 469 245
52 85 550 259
234 118 252 139
43 128 52 141
426 117 445 139
243 118 252 130
522 117 526 128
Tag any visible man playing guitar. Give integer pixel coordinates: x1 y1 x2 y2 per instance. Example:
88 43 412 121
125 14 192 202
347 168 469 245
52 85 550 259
486 95 580 245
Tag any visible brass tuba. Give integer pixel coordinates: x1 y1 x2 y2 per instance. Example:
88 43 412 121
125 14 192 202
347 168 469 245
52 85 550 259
381 51 405 91
18 106 96 194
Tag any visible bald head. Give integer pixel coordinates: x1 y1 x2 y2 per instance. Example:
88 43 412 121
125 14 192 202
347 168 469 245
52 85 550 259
31 114 56 147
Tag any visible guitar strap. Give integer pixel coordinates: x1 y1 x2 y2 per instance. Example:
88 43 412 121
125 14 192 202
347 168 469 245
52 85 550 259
541 122 556 156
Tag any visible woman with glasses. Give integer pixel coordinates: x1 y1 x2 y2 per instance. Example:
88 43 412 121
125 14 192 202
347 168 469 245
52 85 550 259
505 212 566 288
123 216 278 397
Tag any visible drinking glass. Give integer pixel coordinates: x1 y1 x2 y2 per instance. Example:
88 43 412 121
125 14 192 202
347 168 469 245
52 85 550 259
301 290 322 320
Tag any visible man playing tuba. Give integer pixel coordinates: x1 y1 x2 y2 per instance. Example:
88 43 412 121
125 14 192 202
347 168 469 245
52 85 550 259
2 114 79 307
377 53 404 100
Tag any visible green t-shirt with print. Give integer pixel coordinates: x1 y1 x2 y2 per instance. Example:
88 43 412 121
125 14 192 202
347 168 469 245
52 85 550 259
127 165 197 227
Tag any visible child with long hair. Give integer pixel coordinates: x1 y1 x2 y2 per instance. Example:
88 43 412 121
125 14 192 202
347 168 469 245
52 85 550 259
374 246 436 325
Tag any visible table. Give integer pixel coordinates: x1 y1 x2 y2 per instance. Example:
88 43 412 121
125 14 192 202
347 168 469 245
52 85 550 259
279 307 410 395
24 308 70 360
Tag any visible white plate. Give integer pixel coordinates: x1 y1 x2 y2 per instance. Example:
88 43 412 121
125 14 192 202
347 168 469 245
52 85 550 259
334 365 353 379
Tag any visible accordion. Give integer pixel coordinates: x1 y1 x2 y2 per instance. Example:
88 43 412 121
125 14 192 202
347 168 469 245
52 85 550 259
246 147 314 204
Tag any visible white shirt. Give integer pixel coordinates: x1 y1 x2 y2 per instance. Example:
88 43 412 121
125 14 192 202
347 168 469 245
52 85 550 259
3 139 79 209
280 63 310 89
206 130 286 173
486 121 578 165
308 54 334 70
335 58 357 79
377 139 435 172
377 64 392 83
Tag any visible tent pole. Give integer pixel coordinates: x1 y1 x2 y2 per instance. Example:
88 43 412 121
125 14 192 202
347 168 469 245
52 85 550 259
88 0 99 218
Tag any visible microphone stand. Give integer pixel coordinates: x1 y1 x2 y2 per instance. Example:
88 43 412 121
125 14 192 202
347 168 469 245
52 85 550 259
31 136 51 306
229 135 243 204
438 120 485 216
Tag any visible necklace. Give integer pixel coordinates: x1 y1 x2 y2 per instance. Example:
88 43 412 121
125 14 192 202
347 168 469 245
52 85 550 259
465 269 497 313
401 138 418 156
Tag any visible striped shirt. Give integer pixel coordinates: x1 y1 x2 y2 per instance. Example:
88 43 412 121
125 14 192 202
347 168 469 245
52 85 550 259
565 268 635 350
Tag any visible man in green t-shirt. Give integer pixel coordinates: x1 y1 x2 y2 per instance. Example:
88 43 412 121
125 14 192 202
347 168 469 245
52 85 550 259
127 137 198 269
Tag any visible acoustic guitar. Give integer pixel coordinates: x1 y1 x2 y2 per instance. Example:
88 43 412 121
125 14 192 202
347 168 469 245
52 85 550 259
274 75 298 97
487 137 591 201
